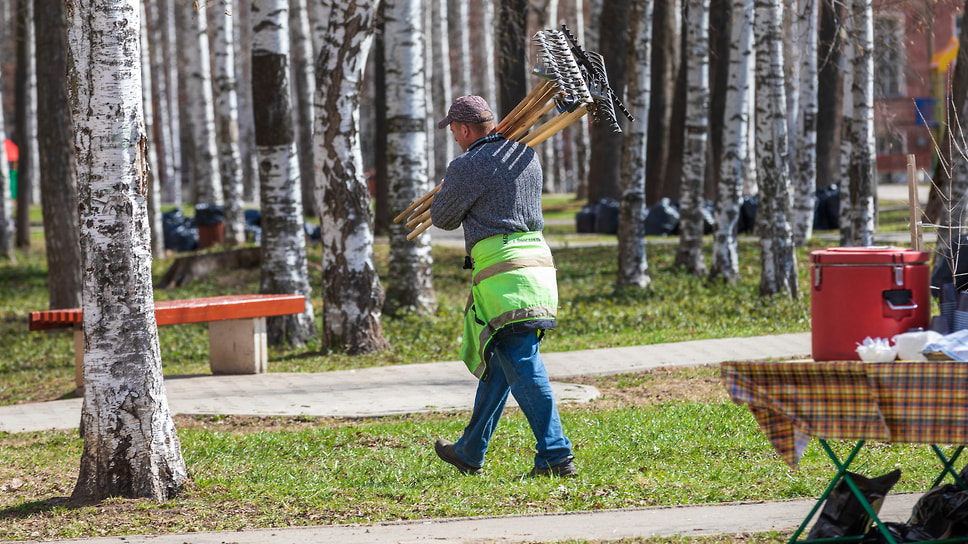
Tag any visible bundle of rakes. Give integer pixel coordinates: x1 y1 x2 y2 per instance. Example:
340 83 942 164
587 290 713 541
394 25 634 241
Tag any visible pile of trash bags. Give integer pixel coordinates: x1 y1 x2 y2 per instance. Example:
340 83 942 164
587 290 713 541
162 206 320 253
807 465 968 542
574 184 842 236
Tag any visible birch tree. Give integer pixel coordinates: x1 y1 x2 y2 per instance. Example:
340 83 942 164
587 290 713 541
252 0 317 346
35 0 82 304
838 15 854 246
314 0 391 354
213 2 246 245
845 0 876 246
185 0 223 208
616 0 653 290
0 70 12 262
791 0 818 246
162 0 182 205
145 0 176 221
140 1 164 258
709 0 753 283
290 0 316 217
430 0 454 182
674 0 710 276
384 0 435 315
66 0 188 502
754 0 798 297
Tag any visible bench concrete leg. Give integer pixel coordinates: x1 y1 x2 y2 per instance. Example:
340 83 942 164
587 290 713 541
208 317 268 374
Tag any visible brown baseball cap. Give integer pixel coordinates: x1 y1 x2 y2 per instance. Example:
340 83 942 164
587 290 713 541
437 95 495 129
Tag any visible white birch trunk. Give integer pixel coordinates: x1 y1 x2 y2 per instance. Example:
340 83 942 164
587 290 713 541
847 0 876 246
710 0 753 283
385 0 435 314
838 19 854 246
0 67 12 260
481 0 497 108
430 0 455 181
314 0 391 354
569 0 590 196
674 0 710 276
66 0 188 502
213 1 246 245
140 1 164 258
754 0 798 297
186 0 223 206
145 0 175 208
616 0 652 290
791 0 818 246
252 0 317 346
454 0 472 95
163 0 182 205
290 0 317 218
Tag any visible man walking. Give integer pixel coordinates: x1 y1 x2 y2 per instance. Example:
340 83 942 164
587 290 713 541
430 95 576 477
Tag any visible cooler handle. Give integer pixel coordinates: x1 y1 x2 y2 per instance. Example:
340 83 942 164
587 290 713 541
883 289 917 311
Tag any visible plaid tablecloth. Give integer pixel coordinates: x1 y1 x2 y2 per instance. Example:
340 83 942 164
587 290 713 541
720 361 968 468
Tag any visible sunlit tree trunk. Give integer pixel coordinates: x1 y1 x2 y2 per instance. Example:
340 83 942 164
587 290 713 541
0 66 13 261
791 0 818 246
290 0 316 217
430 0 454 182
384 0 435 315
66 0 188 502
754 0 798 297
162 0 182 205
616 0 652 290
35 0 81 302
314 0 391 353
838 19 854 246
846 0 875 247
568 0 590 198
185 0 223 207
675 0 709 275
709 0 752 283
145 0 175 208
252 0 317 346
139 0 164 258
213 1 246 245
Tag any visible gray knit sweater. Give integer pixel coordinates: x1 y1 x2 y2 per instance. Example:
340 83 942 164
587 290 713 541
430 134 544 254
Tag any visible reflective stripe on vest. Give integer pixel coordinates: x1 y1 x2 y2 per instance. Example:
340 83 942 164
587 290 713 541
460 232 557 379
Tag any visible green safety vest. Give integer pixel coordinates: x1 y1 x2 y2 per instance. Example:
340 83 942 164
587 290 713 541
460 232 558 379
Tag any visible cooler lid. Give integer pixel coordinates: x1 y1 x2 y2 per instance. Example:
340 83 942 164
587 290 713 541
810 246 929 265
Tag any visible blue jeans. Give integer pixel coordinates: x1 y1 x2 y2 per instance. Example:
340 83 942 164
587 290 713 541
453 330 573 468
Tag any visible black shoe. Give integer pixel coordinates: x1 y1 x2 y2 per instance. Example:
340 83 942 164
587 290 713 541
529 457 577 478
434 439 483 475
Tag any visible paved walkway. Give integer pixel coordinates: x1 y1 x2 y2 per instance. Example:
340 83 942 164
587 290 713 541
0 332 932 543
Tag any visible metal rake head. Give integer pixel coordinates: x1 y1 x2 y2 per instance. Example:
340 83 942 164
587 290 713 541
559 25 634 131
532 30 593 113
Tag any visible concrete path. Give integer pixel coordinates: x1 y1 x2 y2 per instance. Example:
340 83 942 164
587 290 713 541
2 333 934 544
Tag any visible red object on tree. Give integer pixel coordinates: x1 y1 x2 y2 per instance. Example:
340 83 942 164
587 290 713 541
4 139 17 162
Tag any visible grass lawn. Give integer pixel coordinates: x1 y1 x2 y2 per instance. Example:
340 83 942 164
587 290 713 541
0 199 943 542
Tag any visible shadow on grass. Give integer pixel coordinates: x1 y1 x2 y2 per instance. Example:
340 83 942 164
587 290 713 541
0 496 71 519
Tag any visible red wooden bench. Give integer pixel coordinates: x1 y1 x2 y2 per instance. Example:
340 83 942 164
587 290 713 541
29 294 307 389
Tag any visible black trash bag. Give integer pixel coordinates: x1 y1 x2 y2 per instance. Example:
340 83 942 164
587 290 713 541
807 469 903 540
244 209 262 244
161 208 198 252
931 236 968 296
906 482 968 540
194 203 225 226
643 198 679 236
594 198 619 234
575 205 597 234
814 184 841 231
737 195 757 234
304 222 321 243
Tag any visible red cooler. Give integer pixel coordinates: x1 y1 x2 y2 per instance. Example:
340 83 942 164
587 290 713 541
810 246 930 361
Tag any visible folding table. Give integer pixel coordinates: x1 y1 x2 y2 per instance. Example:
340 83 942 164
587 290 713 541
721 360 968 544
